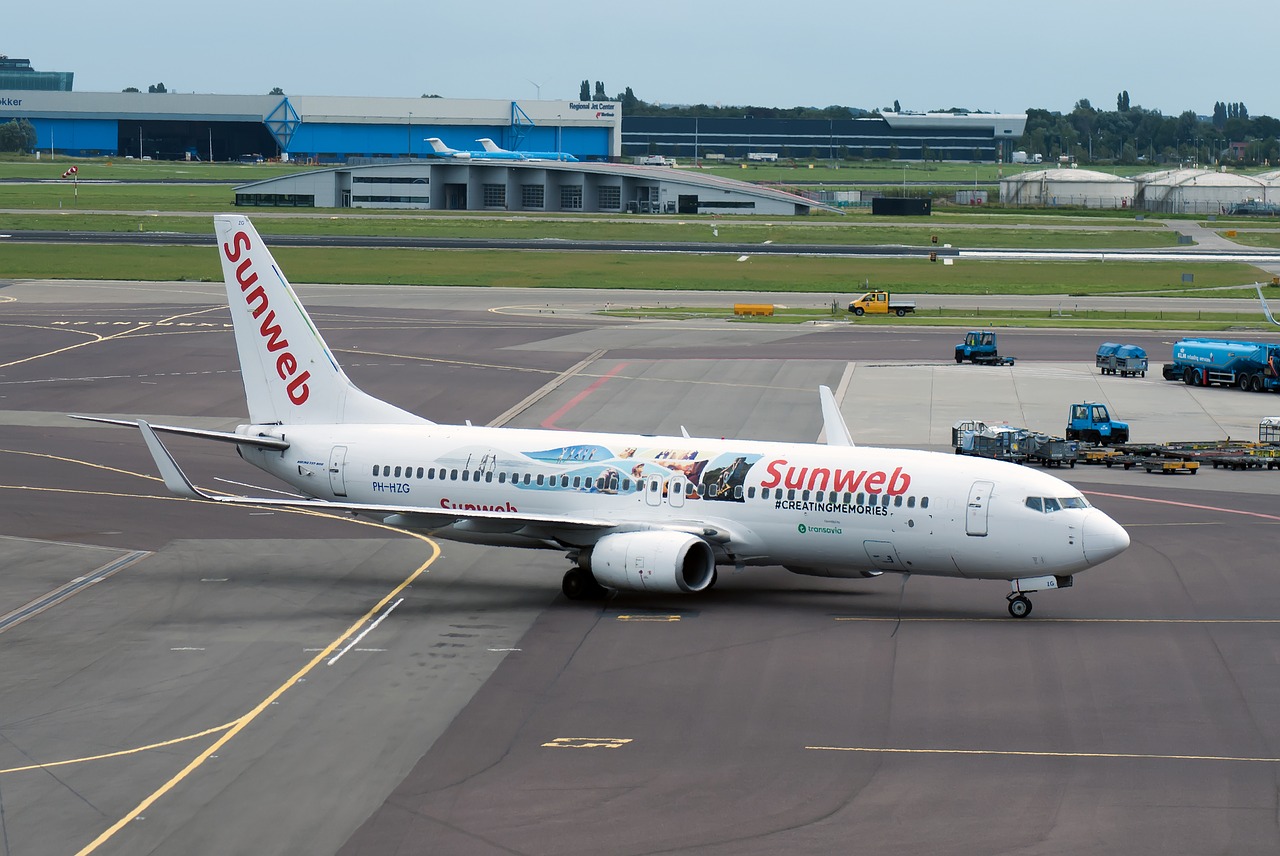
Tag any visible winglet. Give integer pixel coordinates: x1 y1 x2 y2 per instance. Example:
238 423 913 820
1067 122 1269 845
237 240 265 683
138 420 211 500
818 385 854 447
1257 283 1280 328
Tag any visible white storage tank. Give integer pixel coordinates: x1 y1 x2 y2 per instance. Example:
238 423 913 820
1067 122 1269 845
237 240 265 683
999 168 1136 209
1134 169 1268 214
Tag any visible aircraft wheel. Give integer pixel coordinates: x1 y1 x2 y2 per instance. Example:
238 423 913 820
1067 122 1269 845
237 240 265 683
562 568 606 600
1007 595 1032 619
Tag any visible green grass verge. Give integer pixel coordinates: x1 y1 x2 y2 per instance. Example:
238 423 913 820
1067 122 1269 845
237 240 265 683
0 243 1267 294
0 210 1183 249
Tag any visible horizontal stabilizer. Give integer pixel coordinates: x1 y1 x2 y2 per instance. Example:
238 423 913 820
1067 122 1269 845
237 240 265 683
70 415 290 450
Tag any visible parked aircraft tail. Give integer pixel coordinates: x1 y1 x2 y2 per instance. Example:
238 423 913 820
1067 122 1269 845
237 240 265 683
213 215 428 427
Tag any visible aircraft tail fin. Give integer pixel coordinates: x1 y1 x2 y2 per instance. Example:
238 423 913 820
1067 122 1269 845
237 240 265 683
425 137 452 154
213 215 429 427
476 138 503 152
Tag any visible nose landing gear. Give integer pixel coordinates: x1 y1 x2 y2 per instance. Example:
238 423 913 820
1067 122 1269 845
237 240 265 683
1007 594 1033 618
1007 574 1073 618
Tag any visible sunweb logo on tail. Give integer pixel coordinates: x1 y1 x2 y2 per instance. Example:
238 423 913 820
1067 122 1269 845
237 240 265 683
222 230 311 406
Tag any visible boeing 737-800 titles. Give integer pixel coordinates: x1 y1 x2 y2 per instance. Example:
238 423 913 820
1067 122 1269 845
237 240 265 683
76 216 1129 618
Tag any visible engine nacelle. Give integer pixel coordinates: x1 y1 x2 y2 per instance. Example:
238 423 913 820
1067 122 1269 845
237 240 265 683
590 531 716 594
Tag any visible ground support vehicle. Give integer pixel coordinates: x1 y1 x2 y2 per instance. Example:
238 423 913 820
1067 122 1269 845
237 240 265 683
1066 402 1129 445
954 424 1031 463
1260 417 1280 443
955 331 1015 365
1027 436 1079 468
1096 343 1148 377
848 290 916 317
1207 454 1280 470
1144 459 1200 475
1163 338 1280 392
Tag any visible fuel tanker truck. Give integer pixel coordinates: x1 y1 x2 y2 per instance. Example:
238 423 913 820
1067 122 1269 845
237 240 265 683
1163 338 1280 392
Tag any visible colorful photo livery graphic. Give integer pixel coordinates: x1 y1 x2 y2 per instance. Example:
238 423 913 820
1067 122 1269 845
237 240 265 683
430 444 912 506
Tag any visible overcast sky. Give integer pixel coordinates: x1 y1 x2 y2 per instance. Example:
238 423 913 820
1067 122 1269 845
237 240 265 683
9 0 1273 118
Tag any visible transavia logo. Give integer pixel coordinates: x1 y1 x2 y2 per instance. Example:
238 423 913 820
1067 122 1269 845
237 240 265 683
799 523 843 536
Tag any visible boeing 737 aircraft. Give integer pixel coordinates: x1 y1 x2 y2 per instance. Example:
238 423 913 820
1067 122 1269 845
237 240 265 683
76 216 1129 618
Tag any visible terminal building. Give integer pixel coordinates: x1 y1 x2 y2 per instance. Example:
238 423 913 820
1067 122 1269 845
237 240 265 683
622 112 1028 163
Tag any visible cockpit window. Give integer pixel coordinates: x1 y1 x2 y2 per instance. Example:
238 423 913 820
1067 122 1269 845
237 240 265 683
1042 498 1062 512
1061 496 1089 509
1025 497 1043 512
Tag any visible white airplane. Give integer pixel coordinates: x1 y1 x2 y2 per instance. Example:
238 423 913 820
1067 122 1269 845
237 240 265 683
75 216 1129 618
424 137 577 162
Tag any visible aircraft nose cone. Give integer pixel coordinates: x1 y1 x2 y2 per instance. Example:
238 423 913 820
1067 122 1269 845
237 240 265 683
1083 510 1130 565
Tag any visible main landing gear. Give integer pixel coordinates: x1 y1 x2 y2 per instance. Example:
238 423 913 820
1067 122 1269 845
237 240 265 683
1006 574 1073 618
562 567 608 600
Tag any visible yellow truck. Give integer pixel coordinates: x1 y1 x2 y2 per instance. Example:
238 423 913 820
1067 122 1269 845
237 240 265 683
847 290 916 317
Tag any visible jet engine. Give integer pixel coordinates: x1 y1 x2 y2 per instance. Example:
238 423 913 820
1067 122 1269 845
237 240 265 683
589 531 716 594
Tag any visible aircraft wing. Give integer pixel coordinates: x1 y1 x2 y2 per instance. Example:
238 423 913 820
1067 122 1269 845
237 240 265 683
132 420 745 546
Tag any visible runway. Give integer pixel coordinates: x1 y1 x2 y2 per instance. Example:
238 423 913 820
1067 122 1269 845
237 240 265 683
1 280 1278 855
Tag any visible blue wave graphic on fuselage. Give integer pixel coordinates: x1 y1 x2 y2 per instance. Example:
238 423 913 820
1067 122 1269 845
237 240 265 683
527 444 614 464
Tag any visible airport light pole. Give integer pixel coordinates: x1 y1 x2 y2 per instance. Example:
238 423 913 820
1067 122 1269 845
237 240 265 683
407 112 412 159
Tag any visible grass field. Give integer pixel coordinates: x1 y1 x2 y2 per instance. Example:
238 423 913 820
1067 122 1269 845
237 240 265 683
0 211 1184 250
1 243 1267 295
2 154 1277 332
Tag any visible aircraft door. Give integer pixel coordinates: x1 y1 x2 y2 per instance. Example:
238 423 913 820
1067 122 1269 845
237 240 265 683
966 479 994 536
644 476 663 507
863 540 902 570
328 445 348 497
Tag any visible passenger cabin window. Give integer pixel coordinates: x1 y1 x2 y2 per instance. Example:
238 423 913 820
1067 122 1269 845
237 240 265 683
394 466 402 477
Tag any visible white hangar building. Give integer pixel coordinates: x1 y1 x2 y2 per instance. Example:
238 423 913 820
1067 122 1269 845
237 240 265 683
998 168 1137 209
234 160 835 215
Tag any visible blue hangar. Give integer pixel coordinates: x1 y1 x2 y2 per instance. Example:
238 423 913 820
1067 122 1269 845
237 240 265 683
0 92 620 163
